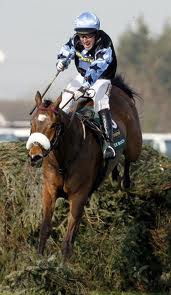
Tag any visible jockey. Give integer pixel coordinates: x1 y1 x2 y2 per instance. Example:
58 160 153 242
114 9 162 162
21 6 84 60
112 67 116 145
56 11 117 159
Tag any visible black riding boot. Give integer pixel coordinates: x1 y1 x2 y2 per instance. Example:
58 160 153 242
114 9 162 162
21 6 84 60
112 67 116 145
98 108 115 159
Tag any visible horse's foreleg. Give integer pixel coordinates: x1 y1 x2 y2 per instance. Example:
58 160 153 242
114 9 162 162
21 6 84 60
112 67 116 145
112 165 119 181
38 184 56 255
62 193 86 261
122 158 131 190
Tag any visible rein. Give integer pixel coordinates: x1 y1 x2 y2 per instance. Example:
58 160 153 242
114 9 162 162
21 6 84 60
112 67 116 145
61 88 96 128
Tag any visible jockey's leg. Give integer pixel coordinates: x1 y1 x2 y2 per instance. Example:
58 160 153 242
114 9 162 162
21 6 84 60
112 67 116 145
91 79 115 159
59 74 84 112
98 108 116 159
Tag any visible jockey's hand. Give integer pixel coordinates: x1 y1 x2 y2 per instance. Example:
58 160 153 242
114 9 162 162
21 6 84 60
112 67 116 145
74 86 87 101
56 60 65 72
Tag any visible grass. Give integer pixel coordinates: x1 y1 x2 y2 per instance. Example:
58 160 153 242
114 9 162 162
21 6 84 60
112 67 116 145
89 293 167 295
0 293 168 295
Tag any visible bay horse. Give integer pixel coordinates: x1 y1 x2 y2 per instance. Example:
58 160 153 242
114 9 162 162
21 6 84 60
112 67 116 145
26 75 142 260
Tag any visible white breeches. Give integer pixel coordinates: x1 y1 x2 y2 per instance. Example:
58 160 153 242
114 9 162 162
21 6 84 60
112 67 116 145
59 74 111 113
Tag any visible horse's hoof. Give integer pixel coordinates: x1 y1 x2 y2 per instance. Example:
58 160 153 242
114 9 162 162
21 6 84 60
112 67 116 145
61 241 73 262
37 244 44 256
120 179 134 191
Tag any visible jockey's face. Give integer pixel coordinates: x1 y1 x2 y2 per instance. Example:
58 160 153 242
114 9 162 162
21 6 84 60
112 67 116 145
79 33 96 51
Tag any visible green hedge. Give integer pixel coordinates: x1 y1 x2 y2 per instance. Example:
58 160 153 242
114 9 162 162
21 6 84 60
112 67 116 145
0 142 171 294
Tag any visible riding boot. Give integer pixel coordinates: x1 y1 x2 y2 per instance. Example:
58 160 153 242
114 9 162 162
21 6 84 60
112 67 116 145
98 108 115 159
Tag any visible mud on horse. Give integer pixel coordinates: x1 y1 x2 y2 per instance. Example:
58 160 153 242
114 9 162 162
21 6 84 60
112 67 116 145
26 75 142 260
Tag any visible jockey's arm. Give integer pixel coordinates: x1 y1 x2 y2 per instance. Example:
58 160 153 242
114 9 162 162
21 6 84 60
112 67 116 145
82 47 113 88
56 37 75 71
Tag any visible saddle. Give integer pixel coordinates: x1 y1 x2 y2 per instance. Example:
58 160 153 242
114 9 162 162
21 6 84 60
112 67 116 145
74 99 125 154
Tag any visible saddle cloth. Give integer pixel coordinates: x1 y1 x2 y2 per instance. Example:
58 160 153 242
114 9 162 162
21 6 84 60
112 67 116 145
76 106 126 153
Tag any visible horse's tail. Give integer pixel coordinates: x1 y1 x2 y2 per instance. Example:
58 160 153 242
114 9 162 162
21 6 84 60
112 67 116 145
112 74 142 103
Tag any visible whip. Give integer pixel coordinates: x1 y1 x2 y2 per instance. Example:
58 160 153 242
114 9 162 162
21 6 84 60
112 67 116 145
29 54 72 115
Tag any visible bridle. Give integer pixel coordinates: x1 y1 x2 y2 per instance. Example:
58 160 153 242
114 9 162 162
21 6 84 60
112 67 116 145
43 123 63 158
30 105 63 158
30 104 86 174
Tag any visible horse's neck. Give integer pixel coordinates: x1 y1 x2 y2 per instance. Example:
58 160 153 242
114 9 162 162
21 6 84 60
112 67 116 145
58 111 84 161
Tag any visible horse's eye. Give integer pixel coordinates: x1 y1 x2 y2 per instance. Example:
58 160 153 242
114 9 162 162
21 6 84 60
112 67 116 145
51 123 61 129
51 123 56 129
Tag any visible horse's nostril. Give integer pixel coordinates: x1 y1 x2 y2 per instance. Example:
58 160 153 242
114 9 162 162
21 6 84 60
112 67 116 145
29 154 43 167
32 155 42 161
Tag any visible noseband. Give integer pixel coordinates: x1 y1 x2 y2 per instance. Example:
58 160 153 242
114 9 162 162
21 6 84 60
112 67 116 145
30 105 63 158
29 103 85 174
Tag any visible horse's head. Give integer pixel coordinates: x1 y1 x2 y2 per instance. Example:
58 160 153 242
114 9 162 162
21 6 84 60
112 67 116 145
26 91 62 167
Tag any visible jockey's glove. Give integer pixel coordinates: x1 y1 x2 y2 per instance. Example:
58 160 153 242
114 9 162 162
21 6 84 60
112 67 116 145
74 86 87 101
56 60 65 72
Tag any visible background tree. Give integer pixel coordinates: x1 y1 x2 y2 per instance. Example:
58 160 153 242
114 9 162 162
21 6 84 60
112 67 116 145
117 17 171 132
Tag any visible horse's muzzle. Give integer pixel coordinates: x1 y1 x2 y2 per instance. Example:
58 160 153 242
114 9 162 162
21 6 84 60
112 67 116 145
29 154 43 167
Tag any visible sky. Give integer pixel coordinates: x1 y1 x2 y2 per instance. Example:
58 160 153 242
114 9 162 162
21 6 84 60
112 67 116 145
0 0 171 100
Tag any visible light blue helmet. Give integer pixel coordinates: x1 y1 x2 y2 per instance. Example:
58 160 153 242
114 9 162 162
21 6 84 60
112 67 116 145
74 12 100 34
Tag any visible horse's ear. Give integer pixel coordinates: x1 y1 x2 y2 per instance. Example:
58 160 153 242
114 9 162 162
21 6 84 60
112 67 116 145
53 93 62 109
35 91 42 107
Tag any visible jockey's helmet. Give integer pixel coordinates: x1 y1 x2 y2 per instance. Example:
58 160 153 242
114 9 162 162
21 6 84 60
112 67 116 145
74 12 100 34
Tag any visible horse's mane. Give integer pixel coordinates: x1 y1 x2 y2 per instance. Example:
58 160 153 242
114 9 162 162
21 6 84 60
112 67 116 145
37 99 54 111
42 100 53 108
112 74 141 102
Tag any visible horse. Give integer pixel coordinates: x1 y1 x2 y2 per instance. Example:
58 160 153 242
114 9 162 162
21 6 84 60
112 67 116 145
26 75 142 260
